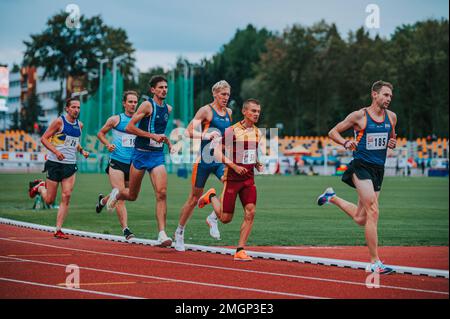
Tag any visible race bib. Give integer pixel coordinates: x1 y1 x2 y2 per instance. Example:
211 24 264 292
64 136 79 148
242 149 257 164
366 132 388 150
121 134 136 148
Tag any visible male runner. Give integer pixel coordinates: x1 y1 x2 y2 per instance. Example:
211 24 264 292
317 80 397 274
95 91 138 240
174 80 233 251
29 97 89 239
104 76 173 247
197 99 264 261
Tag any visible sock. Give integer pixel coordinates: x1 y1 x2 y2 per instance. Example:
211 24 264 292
159 230 166 237
208 212 217 220
209 193 216 202
236 247 244 253
55 227 61 233
176 225 185 235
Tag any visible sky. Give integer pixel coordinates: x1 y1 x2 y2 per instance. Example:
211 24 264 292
0 0 448 71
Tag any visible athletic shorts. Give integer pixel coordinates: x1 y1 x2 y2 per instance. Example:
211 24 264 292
221 178 257 214
106 158 131 182
342 159 385 192
43 160 77 182
131 148 165 172
192 162 225 188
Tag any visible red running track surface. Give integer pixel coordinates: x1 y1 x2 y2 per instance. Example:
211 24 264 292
0 224 448 299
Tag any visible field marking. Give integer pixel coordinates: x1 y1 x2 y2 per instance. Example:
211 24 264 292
1 218 447 278
57 280 173 287
0 237 447 296
8 254 72 257
0 255 327 299
0 277 144 299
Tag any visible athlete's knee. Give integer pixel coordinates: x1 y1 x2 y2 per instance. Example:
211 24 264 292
354 216 367 226
155 188 167 202
61 190 72 204
244 205 256 221
219 212 233 224
127 191 138 201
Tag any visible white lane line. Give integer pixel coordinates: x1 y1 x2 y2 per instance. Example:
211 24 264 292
0 277 143 299
0 237 447 296
0 256 326 299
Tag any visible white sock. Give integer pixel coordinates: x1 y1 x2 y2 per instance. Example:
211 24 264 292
176 225 185 235
208 211 217 220
159 230 166 237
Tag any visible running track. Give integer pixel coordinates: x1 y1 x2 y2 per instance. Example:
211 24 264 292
0 224 448 299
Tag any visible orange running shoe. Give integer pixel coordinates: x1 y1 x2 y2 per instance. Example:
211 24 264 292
233 250 253 262
197 188 216 208
54 230 69 239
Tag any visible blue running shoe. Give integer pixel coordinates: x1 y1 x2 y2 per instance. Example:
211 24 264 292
317 187 336 206
367 260 395 275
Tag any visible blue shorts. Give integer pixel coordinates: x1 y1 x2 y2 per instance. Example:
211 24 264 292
132 149 165 172
192 162 225 188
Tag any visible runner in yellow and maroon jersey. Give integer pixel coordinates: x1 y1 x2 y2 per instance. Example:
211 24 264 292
197 99 264 261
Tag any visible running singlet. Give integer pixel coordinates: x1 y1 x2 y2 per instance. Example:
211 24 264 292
47 116 82 164
222 121 260 181
110 113 135 163
134 98 169 152
200 104 231 164
353 109 393 166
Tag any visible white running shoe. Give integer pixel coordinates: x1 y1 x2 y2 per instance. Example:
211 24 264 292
317 187 336 206
106 188 119 211
206 213 221 240
174 231 185 252
157 231 173 247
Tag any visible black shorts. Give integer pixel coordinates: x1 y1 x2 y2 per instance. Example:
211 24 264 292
43 160 78 182
105 158 131 182
342 159 385 192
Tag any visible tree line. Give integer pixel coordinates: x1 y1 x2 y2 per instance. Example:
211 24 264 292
15 11 448 139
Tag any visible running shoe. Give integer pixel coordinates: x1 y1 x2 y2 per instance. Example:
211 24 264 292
54 230 69 239
123 228 135 240
29 180 44 198
197 188 216 209
96 194 105 213
206 213 221 240
317 187 336 206
157 231 173 247
233 249 253 262
174 231 185 252
106 188 119 211
366 260 395 275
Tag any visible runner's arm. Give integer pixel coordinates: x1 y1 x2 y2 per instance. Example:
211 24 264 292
328 111 362 150
40 118 64 159
97 115 120 152
125 101 166 143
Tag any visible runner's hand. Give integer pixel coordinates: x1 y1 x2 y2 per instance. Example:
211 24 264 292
203 131 221 140
256 162 264 172
107 144 116 152
55 151 65 161
82 150 90 158
232 164 248 175
344 140 358 151
388 134 397 149
151 134 167 143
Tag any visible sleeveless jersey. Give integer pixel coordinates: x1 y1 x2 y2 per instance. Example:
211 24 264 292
200 104 232 164
134 98 169 152
110 113 135 164
353 109 393 166
47 116 81 164
222 121 260 181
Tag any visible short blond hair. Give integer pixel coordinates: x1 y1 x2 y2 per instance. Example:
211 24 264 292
211 80 231 94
